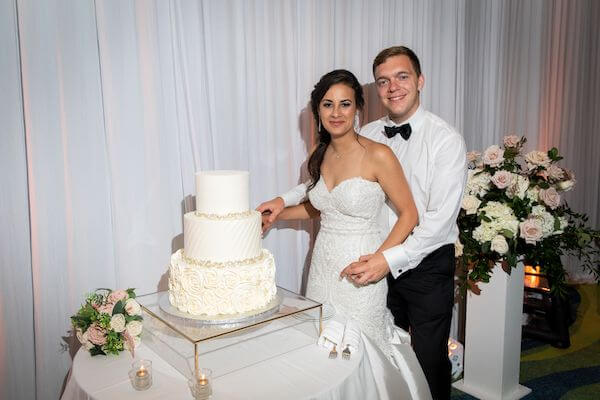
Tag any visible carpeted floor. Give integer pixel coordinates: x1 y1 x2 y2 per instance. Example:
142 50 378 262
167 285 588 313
451 284 600 400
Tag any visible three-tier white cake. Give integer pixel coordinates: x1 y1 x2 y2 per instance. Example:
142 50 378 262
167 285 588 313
168 170 277 316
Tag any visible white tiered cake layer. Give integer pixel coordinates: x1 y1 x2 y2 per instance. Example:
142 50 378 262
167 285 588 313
168 249 277 316
183 210 262 263
195 170 249 215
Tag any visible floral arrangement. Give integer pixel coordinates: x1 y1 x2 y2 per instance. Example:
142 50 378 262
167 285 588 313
456 135 599 295
71 288 143 356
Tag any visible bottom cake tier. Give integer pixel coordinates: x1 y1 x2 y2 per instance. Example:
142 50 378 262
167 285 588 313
168 248 277 316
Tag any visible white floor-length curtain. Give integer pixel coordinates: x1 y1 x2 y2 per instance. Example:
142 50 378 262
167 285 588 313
0 1 36 399
537 0 600 281
1 1 598 399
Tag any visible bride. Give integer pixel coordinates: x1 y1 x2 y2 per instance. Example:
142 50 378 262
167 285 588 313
264 69 417 356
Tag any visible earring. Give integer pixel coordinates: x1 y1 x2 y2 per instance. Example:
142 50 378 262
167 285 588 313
354 114 360 132
318 119 322 132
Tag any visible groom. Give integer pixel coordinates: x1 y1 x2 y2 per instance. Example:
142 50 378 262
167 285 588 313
258 46 466 400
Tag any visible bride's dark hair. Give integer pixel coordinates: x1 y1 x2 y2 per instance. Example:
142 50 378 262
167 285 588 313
307 69 365 191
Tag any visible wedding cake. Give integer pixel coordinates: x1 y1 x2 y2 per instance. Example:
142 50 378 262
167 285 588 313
168 170 277 316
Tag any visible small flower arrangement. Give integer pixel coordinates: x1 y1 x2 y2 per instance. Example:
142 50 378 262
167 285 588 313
457 135 599 295
71 288 143 356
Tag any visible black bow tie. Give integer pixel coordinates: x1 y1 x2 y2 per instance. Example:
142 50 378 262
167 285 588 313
384 123 412 140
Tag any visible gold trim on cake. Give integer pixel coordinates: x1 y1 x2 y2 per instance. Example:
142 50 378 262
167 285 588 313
182 249 268 268
194 210 255 220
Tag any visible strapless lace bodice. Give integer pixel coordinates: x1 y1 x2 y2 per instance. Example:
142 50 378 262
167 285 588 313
307 176 392 352
309 176 385 235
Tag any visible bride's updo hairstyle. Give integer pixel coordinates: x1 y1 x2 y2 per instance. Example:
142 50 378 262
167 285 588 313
307 69 364 191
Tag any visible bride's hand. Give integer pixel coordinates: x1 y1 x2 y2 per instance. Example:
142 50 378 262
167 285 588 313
256 197 285 232
340 254 390 286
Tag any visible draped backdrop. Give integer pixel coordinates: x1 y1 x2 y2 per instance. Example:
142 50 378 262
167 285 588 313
1 0 598 398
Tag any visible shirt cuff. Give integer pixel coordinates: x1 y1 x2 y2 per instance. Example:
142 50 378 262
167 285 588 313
383 246 410 279
279 191 297 207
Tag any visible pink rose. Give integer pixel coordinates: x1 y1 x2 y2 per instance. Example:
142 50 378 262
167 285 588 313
467 151 481 163
503 135 520 148
538 187 561 209
547 165 564 180
482 145 505 167
107 289 128 304
97 301 116 315
519 218 543 244
491 170 514 189
87 323 107 346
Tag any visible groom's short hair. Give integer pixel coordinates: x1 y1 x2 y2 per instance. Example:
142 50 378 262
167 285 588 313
372 46 422 78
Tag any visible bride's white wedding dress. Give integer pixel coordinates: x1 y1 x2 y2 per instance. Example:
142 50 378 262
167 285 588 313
306 175 432 400
307 176 393 353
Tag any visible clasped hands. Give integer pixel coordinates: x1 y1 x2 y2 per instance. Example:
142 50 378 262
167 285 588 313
339 253 390 286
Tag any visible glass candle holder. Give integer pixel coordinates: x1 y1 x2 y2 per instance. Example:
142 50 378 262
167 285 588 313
129 359 152 391
188 368 213 400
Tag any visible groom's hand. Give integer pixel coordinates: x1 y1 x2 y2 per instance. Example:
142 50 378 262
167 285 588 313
256 197 285 232
340 253 390 285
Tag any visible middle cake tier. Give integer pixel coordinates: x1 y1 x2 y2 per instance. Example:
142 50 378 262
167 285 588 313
183 210 262 263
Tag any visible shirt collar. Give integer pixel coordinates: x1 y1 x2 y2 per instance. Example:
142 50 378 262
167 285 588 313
383 105 425 131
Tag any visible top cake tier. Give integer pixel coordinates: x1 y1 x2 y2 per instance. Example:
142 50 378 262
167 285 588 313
195 170 249 215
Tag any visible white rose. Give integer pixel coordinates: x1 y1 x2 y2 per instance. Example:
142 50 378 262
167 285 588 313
126 320 143 337
491 170 514 189
519 218 544 244
491 235 509 254
454 239 464 257
525 151 550 169
503 135 520 148
124 299 142 316
461 195 481 215
482 145 505 167
506 175 529 199
539 187 561 209
557 179 575 191
110 314 126 333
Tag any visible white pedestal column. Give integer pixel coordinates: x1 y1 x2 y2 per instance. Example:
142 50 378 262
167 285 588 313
452 262 531 400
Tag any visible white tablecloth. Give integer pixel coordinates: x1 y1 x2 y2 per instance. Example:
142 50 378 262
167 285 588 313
62 339 387 400
61 318 429 400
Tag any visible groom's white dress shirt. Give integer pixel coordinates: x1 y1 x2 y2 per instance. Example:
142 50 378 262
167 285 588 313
281 105 467 279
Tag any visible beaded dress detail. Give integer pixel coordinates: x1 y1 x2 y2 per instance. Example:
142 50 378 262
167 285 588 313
307 176 393 354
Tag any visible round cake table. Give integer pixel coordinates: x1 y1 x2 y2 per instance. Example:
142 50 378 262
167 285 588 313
61 340 390 400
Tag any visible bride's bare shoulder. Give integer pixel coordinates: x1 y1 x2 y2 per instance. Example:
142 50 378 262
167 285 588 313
359 136 395 163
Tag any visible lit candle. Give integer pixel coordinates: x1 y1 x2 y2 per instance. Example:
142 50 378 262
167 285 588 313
197 374 209 386
129 360 152 391
188 368 212 399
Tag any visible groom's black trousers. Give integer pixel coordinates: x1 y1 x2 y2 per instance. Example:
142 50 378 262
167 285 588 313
387 243 455 400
